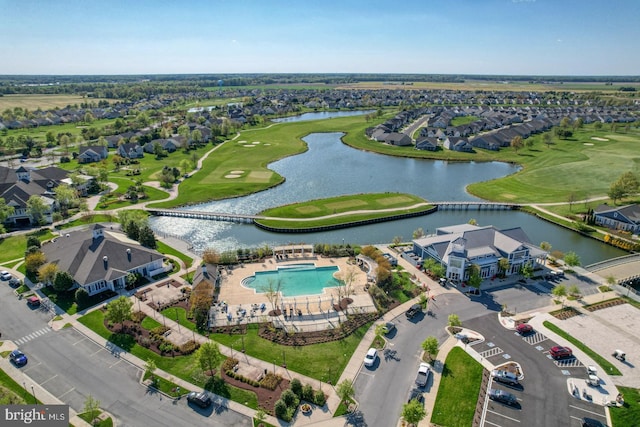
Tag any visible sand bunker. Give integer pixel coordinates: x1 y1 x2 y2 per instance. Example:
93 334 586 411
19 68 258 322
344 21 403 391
583 143 594 146
252 141 261 145
224 174 242 179
238 140 247 143
230 170 244 174
591 137 609 141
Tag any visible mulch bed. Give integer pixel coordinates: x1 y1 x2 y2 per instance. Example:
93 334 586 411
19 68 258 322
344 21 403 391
549 306 581 320
584 298 626 312
156 279 183 288
221 369 290 414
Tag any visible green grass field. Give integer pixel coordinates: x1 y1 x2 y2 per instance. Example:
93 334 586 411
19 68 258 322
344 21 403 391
0 94 110 110
430 347 484 427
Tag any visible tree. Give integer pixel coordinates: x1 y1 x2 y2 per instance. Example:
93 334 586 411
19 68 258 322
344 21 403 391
335 266 358 303
190 280 213 329
54 184 78 217
83 394 101 426
606 275 617 287
144 359 158 386
392 236 403 245
543 132 553 148
608 181 626 204
375 323 387 339
421 336 439 361
25 251 46 275
552 284 567 305
520 262 534 280
75 287 90 307
53 271 74 292
195 341 223 375
336 379 355 405
412 227 425 239
105 296 133 330
26 195 49 225
539 242 551 264
510 136 523 152
594 121 603 131
26 235 41 249
468 218 477 226
560 117 571 128
568 284 581 299
564 251 581 267
466 264 482 288
138 225 157 249
261 278 283 313
447 314 461 327
38 263 59 285
0 198 15 233
402 398 427 426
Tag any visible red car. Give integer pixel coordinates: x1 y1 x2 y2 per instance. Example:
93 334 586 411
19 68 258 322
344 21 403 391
516 323 533 335
550 345 573 359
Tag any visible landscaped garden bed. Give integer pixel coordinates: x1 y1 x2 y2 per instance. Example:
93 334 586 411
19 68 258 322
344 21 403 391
583 298 626 312
549 306 581 320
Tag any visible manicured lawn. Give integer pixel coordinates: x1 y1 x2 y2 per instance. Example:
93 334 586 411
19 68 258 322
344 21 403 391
0 367 34 404
156 240 193 269
610 386 640 427
430 347 484 427
140 316 162 330
543 320 621 375
211 322 371 384
0 229 54 264
77 309 258 409
255 193 433 229
160 307 198 332
56 213 119 229
143 371 190 398
78 411 113 427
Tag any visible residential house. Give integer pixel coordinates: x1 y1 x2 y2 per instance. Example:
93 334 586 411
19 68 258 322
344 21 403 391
77 146 108 164
41 224 166 296
594 204 640 233
384 132 413 146
117 142 144 159
411 224 547 282
191 263 221 298
0 166 69 226
443 137 473 152
415 137 439 151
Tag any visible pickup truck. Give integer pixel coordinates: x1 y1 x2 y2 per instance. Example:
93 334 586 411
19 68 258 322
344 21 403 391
415 363 431 387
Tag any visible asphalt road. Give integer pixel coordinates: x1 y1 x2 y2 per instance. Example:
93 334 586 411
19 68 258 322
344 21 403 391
1 282 250 427
354 292 490 427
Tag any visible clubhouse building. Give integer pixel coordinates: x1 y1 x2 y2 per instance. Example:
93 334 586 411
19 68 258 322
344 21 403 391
410 224 548 282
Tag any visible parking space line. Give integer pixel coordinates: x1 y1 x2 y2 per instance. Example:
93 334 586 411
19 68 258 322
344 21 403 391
480 347 503 358
40 374 58 386
569 405 607 418
483 420 502 427
90 348 103 357
58 387 75 399
109 360 122 369
486 409 521 423
72 337 87 346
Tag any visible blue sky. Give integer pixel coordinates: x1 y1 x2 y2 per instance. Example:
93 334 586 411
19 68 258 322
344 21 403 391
2 0 639 76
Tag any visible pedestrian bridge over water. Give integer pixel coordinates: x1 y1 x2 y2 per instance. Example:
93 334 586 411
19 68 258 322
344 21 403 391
146 201 520 224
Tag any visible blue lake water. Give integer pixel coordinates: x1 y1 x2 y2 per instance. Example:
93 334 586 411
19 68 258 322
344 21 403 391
271 110 376 123
242 264 342 297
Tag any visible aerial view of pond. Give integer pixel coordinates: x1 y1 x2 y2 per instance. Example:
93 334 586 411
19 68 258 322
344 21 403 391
150 118 626 264
270 110 376 123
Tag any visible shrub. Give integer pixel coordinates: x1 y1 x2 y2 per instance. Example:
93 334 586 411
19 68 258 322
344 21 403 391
290 378 303 397
274 400 288 420
150 325 170 338
74 287 90 307
139 337 152 348
302 384 314 402
179 340 200 355
221 357 238 372
259 372 282 391
131 310 146 323
159 342 174 353
314 390 326 406
281 389 298 407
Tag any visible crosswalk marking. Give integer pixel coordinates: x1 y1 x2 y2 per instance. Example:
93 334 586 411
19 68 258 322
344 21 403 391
14 327 51 345
480 347 503 358
523 332 548 345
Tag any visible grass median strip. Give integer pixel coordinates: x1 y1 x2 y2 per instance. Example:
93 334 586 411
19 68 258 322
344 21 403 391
430 347 483 427
543 320 622 376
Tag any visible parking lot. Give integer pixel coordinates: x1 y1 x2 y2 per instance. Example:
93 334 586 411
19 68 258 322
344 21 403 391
465 313 607 427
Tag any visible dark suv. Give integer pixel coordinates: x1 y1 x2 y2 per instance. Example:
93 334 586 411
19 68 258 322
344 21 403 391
405 303 422 319
187 391 212 408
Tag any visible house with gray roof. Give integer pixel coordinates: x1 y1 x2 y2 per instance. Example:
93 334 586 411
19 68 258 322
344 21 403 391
78 146 108 164
411 224 547 282
41 224 166 296
594 204 640 233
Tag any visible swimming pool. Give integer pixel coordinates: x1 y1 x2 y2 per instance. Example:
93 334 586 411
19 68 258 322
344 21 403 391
242 263 343 297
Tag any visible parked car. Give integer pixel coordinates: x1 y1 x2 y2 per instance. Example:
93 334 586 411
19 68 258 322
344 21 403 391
491 369 519 386
549 345 573 359
364 348 378 367
405 303 422 319
186 391 212 408
10 349 28 366
407 388 424 404
581 417 606 427
0 271 12 281
516 323 533 335
383 322 396 335
8 277 20 287
27 296 41 307
415 363 431 387
488 389 517 406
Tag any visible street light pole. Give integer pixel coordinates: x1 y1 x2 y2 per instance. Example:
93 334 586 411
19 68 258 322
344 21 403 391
31 385 36 404
175 308 181 333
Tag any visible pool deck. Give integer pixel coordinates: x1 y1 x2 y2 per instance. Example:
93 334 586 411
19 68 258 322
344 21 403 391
213 254 375 328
